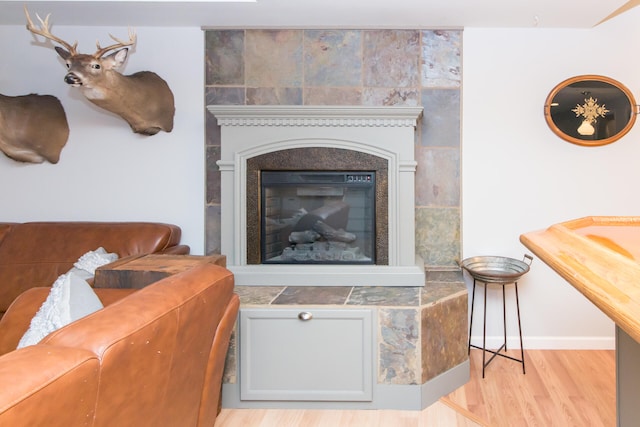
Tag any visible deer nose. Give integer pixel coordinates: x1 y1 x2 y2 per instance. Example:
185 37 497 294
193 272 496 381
64 73 82 86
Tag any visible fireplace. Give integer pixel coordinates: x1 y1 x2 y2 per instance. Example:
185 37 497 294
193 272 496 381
260 170 376 265
208 105 425 286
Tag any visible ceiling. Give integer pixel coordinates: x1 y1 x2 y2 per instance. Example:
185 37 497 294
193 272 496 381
0 0 635 28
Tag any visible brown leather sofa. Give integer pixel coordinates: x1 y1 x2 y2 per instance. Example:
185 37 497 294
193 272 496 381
0 221 189 318
0 263 239 427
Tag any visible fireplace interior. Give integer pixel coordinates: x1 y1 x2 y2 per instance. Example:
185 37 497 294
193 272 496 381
261 171 375 264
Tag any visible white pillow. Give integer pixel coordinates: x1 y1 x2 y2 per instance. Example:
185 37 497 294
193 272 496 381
17 272 104 348
16 247 118 349
71 246 119 278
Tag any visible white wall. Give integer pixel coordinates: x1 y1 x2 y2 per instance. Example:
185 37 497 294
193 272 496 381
463 12 640 349
0 25 205 254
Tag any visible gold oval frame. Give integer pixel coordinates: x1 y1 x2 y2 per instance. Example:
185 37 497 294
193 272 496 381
544 75 637 147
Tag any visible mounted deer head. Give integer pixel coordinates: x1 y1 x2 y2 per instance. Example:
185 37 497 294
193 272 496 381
0 93 70 164
24 7 175 135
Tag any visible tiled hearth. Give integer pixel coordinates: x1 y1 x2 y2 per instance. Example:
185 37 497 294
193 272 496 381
221 270 468 409
225 271 467 384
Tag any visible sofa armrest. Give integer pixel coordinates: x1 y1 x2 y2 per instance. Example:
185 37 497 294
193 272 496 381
0 288 50 356
198 293 240 425
0 345 99 425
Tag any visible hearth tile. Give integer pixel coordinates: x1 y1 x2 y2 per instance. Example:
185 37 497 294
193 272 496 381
421 30 461 88
363 88 420 106
416 207 460 268
363 30 420 88
422 281 466 306
425 269 463 283
378 308 419 385
205 87 244 106
420 89 461 148
304 30 362 87
246 30 303 87
415 147 460 207
222 326 237 384
235 286 285 305
205 30 244 85
247 87 302 105
304 87 362 105
347 287 419 307
205 206 221 255
421 292 468 382
272 286 352 305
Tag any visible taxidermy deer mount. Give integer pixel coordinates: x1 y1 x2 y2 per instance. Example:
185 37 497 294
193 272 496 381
0 93 70 164
24 6 175 135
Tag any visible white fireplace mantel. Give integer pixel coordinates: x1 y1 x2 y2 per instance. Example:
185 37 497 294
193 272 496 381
208 105 425 286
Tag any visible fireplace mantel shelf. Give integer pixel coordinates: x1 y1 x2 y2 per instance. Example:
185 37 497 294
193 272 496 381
207 105 423 127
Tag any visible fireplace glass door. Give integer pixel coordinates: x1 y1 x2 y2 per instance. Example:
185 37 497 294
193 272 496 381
261 171 375 264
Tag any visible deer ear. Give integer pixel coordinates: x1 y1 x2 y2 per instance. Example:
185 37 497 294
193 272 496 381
102 48 129 70
55 46 71 60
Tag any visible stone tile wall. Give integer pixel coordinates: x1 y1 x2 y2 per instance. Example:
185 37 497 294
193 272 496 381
205 29 462 269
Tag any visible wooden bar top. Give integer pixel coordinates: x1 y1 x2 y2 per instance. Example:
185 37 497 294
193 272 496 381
520 216 640 343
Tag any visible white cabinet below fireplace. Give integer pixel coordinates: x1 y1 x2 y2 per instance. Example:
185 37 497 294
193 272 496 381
239 308 374 402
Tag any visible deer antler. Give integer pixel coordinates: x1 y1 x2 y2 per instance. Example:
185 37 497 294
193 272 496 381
93 28 137 59
24 5 78 55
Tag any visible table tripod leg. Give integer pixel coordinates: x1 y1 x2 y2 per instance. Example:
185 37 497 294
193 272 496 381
468 279 476 355
482 281 487 378
515 282 526 374
503 285 507 351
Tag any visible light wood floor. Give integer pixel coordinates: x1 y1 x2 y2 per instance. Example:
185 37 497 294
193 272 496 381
447 349 615 427
216 349 616 426
216 400 485 427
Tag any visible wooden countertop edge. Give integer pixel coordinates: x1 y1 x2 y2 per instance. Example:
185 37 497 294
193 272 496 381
520 227 640 344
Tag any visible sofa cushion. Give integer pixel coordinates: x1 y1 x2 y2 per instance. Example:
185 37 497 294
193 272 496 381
17 272 103 348
16 248 117 348
69 247 119 280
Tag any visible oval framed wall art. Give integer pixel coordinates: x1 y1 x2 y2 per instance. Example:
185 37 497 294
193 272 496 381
544 75 637 146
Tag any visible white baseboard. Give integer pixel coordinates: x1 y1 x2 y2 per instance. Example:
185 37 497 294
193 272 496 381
470 335 615 350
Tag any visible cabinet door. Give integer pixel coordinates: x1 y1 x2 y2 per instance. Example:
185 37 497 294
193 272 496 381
240 308 374 401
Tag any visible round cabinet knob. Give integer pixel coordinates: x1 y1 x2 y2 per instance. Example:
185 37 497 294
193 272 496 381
298 311 313 321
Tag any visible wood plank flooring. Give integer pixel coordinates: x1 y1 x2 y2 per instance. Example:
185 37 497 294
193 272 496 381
216 402 485 427
447 349 615 427
216 349 616 426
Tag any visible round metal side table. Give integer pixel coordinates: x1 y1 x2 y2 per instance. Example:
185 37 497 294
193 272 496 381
461 254 533 378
